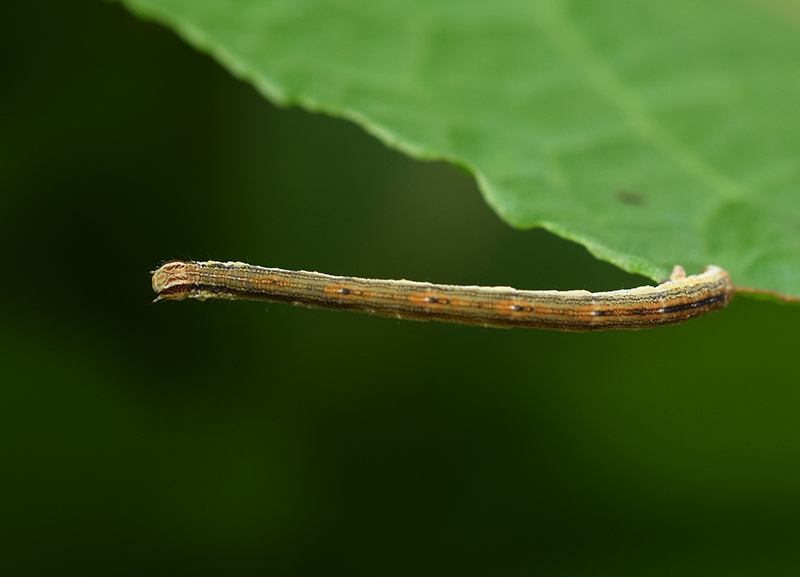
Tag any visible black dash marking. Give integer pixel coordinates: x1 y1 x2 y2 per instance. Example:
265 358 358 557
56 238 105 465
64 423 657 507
661 293 727 314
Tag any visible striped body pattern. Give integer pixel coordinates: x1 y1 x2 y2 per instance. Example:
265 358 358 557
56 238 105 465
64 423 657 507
151 260 733 332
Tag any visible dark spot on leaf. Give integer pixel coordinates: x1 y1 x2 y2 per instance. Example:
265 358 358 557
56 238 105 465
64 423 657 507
617 190 646 206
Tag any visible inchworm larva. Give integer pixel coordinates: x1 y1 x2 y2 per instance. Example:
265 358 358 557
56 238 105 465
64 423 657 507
151 260 733 332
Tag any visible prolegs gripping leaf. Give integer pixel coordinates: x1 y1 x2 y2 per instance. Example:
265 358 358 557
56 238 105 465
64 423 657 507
116 0 800 299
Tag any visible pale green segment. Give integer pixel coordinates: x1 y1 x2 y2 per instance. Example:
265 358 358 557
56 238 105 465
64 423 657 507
117 0 800 297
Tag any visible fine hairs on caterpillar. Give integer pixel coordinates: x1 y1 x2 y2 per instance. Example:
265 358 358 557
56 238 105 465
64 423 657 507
151 260 733 332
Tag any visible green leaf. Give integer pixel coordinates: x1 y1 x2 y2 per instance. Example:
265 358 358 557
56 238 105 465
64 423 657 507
116 0 800 298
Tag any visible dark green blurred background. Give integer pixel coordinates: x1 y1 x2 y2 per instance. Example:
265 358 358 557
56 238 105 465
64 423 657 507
3 1 800 574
